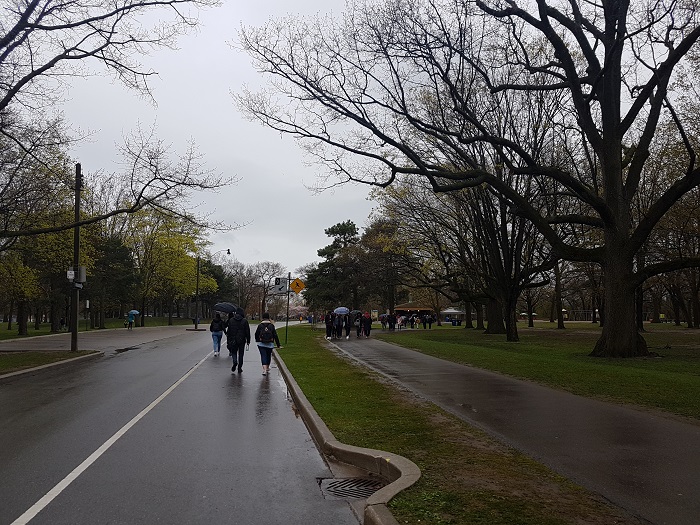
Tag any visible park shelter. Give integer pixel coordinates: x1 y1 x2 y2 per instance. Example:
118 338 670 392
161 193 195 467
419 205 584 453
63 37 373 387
394 302 434 316
440 307 466 321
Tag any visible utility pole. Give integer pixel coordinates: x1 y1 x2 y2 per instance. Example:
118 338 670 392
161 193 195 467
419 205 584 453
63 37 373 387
71 164 82 352
194 256 200 330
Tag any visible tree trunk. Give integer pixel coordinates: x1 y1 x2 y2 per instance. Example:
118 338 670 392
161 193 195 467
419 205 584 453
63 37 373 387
590 256 648 357
554 263 565 329
17 300 28 336
526 291 535 327
465 301 474 329
475 302 485 330
636 285 645 332
484 298 506 334
7 299 13 330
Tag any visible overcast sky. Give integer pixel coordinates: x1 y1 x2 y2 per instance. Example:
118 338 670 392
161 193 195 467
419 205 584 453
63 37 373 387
61 0 375 276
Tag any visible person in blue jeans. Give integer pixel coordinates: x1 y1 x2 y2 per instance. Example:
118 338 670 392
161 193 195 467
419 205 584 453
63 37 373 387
209 313 225 356
254 312 281 376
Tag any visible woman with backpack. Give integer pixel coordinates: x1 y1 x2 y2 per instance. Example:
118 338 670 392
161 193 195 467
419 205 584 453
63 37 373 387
254 312 281 376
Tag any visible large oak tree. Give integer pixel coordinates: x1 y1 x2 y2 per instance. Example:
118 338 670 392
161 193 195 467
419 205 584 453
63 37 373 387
239 0 700 357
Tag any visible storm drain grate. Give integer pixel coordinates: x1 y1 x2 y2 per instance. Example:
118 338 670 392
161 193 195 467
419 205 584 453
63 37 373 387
319 478 386 500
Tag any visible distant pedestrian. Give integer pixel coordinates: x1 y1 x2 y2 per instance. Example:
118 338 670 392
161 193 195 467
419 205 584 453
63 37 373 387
355 313 362 338
209 313 225 357
422 315 428 329
344 315 351 339
255 312 281 376
361 311 372 338
127 311 135 330
334 313 343 339
226 307 250 373
325 312 333 340
428 315 433 329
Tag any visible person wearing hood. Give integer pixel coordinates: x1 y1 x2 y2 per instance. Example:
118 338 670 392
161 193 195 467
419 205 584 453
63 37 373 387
254 312 281 376
226 307 250 373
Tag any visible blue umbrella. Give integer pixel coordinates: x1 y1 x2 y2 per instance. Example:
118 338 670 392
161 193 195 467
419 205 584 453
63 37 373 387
128 310 139 315
214 302 238 314
334 306 350 315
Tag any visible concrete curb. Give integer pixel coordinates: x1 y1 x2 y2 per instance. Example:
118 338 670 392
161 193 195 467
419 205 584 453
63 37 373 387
274 352 421 525
0 351 104 382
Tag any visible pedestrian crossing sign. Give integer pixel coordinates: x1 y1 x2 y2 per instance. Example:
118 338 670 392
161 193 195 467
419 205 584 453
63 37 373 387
290 278 306 293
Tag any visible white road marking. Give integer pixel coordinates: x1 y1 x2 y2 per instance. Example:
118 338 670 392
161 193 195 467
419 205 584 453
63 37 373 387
11 353 212 525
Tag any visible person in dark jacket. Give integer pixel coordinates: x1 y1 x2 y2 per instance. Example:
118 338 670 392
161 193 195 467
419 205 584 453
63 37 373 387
254 312 281 376
361 311 373 338
226 307 250 373
209 313 225 356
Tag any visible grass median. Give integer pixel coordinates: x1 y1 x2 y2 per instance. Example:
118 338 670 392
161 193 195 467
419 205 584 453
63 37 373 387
279 323 644 525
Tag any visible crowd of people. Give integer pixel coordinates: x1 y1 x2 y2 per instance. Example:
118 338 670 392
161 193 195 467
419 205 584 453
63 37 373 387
324 311 373 340
322 311 436 340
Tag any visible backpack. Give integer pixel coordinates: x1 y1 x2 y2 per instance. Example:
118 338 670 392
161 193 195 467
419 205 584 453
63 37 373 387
228 317 247 344
259 323 274 343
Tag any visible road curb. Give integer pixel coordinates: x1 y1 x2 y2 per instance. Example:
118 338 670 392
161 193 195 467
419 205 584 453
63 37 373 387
0 351 104 382
274 352 421 525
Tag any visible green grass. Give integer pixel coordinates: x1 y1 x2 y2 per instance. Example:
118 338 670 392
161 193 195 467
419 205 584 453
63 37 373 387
0 316 194 374
280 324 640 525
372 322 700 420
0 350 96 374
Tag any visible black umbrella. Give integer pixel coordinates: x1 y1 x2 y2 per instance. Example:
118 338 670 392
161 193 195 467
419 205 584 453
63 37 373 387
214 302 238 314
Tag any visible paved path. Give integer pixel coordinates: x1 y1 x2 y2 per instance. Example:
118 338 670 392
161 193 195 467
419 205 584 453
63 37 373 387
332 335 700 525
0 325 360 525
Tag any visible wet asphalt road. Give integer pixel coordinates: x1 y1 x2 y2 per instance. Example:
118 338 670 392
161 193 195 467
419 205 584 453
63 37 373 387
332 333 700 525
0 327 357 525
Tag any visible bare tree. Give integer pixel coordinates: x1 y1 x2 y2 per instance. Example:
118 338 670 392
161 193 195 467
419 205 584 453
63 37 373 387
0 0 225 239
238 0 700 357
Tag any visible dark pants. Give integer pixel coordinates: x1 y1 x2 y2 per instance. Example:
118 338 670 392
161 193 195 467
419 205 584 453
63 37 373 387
227 340 246 370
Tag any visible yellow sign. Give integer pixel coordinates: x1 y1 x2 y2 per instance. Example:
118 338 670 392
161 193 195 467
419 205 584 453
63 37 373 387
290 278 306 293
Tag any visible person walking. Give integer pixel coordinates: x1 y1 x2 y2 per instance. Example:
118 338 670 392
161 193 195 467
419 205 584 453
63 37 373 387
226 307 250 373
344 314 352 339
361 311 372 338
355 313 362 338
334 312 344 339
209 313 225 357
127 311 135 330
325 312 334 340
255 312 281 376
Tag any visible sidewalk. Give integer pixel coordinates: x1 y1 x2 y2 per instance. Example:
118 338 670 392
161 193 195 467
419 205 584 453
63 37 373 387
331 335 700 525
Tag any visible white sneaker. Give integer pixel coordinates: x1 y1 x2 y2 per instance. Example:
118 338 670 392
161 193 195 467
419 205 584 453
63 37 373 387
346 335 349 340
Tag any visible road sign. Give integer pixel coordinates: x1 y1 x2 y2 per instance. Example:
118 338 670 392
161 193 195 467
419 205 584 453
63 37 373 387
290 278 306 294
273 277 288 294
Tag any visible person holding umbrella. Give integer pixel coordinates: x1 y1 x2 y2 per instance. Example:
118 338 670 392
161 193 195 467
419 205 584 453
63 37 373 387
127 310 138 330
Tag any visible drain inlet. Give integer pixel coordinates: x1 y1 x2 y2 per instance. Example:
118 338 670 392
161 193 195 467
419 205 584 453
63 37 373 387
319 477 386 500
